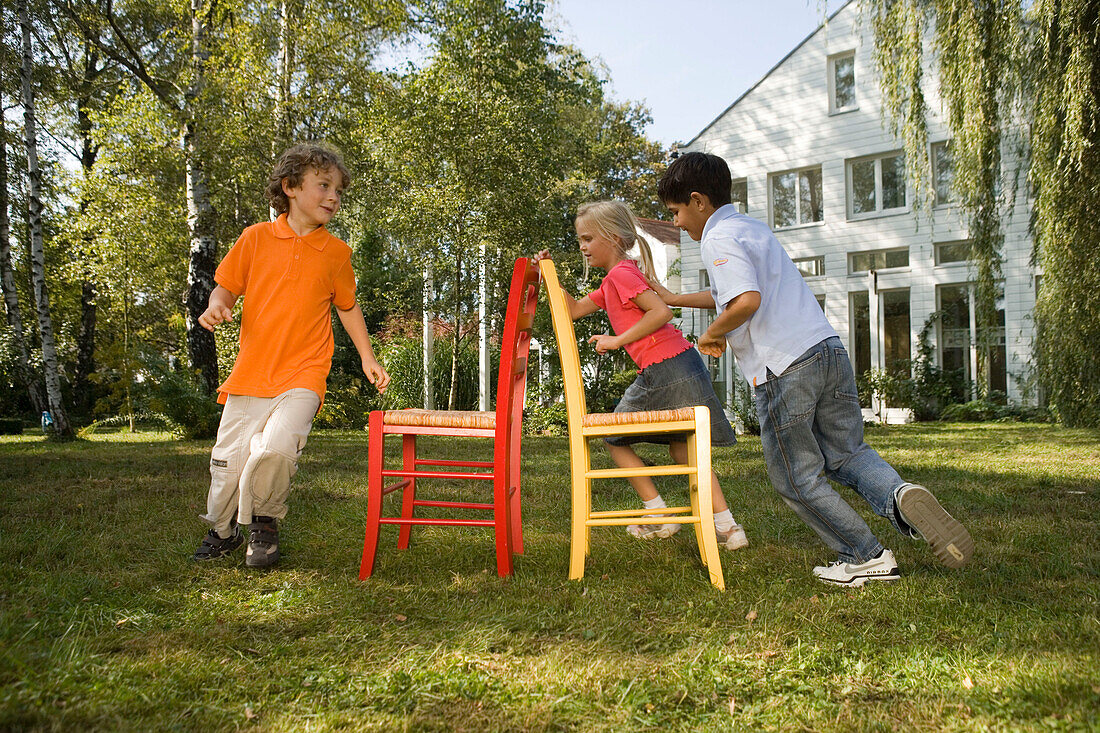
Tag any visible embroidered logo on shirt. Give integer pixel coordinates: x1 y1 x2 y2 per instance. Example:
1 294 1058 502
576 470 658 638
713 258 728 266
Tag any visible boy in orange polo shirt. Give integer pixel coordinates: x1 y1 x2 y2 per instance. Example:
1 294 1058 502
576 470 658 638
192 143 390 568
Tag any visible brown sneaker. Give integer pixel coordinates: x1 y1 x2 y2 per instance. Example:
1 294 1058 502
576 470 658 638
245 516 280 568
714 524 749 551
896 484 974 569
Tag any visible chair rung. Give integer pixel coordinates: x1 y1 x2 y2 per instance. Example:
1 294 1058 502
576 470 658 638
585 465 696 479
379 518 495 527
382 469 494 481
589 506 692 518
415 459 494 469
586 515 701 527
382 479 412 496
413 500 494 510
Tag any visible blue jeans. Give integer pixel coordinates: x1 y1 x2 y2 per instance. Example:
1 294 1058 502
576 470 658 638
754 337 908 563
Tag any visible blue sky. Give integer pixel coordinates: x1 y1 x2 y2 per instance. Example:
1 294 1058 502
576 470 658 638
548 0 849 147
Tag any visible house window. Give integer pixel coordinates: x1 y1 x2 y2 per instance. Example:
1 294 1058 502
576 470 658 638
771 166 823 229
815 293 826 312
882 289 911 376
732 178 748 211
935 240 969 265
932 141 954 206
850 290 871 407
937 283 1007 399
849 247 909 273
829 52 856 113
848 152 907 217
793 256 825 278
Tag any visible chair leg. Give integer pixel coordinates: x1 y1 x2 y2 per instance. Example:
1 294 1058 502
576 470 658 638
568 438 589 580
691 412 724 591
397 434 417 550
492 473 515 578
509 432 524 555
360 411 386 580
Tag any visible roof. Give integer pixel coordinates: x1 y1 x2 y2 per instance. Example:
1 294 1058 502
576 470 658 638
682 0 855 149
636 217 680 245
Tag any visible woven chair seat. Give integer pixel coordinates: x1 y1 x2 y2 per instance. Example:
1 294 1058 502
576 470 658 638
582 407 696 428
382 409 496 431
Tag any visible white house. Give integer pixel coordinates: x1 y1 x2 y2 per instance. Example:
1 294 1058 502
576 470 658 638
675 0 1036 420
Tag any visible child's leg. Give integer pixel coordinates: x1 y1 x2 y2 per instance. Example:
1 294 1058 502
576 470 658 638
606 443 661 501
669 441 727 513
755 340 885 564
236 388 321 525
202 395 266 536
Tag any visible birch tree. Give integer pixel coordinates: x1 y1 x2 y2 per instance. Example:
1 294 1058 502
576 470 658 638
20 0 73 437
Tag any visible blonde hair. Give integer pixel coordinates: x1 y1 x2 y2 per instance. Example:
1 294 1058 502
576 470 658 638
575 200 658 281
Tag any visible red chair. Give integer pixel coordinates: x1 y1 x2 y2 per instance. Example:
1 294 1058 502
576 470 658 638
359 258 540 578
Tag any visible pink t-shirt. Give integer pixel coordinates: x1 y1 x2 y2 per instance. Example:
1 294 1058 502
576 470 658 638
588 260 692 370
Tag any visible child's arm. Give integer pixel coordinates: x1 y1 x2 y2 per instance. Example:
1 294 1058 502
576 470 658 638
534 250 599 320
588 289 672 354
336 304 391 393
645 276 716 309
198 285 239 331
696 291 762 357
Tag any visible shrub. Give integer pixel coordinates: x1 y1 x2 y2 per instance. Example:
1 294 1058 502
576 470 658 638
314 372 384 429
523 402 568 436
143 362 222 439
0 417 23 435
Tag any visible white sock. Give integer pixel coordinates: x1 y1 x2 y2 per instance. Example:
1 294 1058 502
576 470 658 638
642 496 667 510
713 509 735 532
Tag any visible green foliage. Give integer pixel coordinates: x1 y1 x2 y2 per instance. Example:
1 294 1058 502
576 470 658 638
314 372 384 430
375 333 481 412
522 401 567 436
1029 0 1100 428
141 362 222 440
0 417 23 434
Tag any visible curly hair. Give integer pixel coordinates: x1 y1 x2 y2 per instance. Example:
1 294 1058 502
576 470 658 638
265 143 351 216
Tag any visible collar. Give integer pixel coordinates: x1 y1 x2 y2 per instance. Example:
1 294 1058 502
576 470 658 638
272 213 332 251
700 203 739 243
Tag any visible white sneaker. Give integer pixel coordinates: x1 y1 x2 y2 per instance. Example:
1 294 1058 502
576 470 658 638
814 549 900 587
715 524 749 550
895 484 974 569
626 522 680 539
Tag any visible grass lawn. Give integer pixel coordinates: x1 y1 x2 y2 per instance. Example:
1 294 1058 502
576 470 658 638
1 422 1098 731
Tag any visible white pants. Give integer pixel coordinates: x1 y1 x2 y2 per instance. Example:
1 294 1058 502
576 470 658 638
201 388 321 534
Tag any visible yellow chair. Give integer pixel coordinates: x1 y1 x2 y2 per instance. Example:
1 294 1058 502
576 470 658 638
538 259 725 590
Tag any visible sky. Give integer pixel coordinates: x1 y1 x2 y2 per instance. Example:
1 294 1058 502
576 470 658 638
546 0 849 148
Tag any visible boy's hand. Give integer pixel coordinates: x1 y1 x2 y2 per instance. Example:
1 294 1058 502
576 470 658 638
198 304 233 331
645 276 675 304
533 249 551 263
697 331 727 358
363 359 391 393
588 333 621 354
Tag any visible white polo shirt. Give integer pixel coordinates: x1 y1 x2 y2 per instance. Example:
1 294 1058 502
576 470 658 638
700 204 837 386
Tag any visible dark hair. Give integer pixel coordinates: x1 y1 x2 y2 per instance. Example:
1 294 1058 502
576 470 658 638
657 151 732 207
265 143 351 215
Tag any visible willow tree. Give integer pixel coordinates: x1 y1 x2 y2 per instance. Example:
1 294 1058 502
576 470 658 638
866 0 1024 401
1028 0 1100 427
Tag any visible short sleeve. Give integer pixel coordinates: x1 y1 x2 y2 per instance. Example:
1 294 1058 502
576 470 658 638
331 255 357 310
215 230 253 295
706 237 759 309
588 262 649 310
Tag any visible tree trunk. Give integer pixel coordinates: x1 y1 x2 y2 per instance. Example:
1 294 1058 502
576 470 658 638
422 266 434 409
20 0 73 438
0 94 46 415
184 0 219 394
74 47 99 419
448 248 462 410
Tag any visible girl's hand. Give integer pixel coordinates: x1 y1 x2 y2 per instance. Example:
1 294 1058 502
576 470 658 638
363 359 391 393
533 249 552 263
588 333 621 354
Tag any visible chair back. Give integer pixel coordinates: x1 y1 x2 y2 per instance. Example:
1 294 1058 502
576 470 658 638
494 258 541 445
538 260 589 424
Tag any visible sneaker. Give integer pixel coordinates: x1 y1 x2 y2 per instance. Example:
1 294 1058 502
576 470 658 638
715 524 749 551
626 522 681 540
814 549 900 587
895 484 974 569
246 516 280 568
192 524 243 560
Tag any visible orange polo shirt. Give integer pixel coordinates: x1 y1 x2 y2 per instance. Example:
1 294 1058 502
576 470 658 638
214 214 357 404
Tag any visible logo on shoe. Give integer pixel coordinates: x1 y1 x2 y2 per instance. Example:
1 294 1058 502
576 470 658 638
947 544 964 562
844 559 890 575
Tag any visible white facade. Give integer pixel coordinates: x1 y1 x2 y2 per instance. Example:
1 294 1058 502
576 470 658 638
676 0 1037 415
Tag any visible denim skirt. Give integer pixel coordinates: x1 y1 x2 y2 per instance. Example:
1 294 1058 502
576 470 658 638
604 347 738 447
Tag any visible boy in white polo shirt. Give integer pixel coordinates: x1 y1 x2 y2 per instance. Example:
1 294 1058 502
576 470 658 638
651 152 974 587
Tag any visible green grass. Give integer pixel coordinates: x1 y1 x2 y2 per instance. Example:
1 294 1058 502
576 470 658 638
1 423 1098 731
